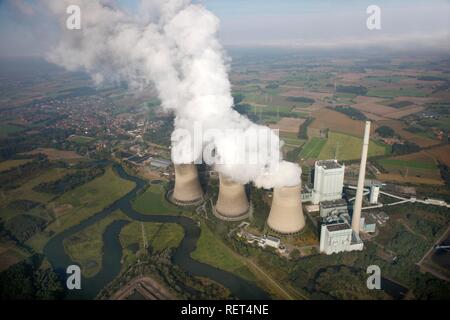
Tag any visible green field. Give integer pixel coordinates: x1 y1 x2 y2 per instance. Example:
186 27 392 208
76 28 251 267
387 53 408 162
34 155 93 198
132 185 178 215
365 75 410 83
120 221 184 268
299 137 327 159
63 208 184 278
280 132 306 148
318 132 389 161
63 210 127 278
367 88 427 98
0 168 76 210
0 159 31 173
25 166 135 253
68 135 95 144
420 117 450 131
378 159 437 170
0 243 30 272
191 223 256 282
47 166 135 234
0 123 26 135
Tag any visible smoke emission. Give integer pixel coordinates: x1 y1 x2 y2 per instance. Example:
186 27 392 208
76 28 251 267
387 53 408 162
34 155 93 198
44 0 301 188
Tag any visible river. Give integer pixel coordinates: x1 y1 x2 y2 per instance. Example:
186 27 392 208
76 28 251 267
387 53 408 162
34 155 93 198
44 164 270 300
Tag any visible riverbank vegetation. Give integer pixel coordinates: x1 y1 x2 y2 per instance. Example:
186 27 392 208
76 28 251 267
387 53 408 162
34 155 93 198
98 249 232 300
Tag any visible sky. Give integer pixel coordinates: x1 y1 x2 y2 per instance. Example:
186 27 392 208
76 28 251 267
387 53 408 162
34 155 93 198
0 0 449 57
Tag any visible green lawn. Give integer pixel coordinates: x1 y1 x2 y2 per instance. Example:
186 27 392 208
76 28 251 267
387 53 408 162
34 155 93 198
132 185 178 215
299 137 327 159
318 132 389 161
378 159 437 170
191 223 256 282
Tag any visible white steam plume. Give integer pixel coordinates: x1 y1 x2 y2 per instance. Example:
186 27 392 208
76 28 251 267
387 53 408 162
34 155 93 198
44 0 301 188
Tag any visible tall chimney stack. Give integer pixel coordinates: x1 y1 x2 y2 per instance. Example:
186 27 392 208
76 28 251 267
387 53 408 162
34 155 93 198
172 164 203 205
214 174 249 220
267 184 305 234
352 121 371 235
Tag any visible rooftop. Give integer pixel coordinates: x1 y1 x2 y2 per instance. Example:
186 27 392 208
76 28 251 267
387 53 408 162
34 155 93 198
320 199 348 209
327 223 351 232
316 160 342 170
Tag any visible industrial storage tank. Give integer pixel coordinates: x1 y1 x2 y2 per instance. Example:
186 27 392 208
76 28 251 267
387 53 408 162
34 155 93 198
172 164 204 205
215 174 250 220
267 185 305 234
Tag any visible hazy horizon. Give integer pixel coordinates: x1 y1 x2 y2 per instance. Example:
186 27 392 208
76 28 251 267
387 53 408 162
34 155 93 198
0 0 449 58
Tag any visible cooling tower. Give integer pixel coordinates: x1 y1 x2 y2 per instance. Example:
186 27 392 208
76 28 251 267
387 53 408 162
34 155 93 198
352 121 371 235
215 174 249 220
267 185 305 234
172 164 203 205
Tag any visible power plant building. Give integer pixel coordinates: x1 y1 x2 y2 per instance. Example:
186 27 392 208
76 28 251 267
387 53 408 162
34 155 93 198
214 174 250 221
267 185 305 235
320 199 348 218
320 222 364 255
319 121 372 255
312 160 345 204
370 183 381 204
171 164 204 206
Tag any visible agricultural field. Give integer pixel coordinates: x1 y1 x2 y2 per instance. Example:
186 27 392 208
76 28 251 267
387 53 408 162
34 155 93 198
45 166 135 235
318 132 389 161
309 108 377 137
269 117 305 133
375 149 444 185
0 167 76 210
367 87 428 99
299 138 327 160
25 166 135 253
0 241 30 272
280 132 306 148
0 159 32 173
426 145 450 167
0 123 26 135
377 119 439 148
22 148 83 161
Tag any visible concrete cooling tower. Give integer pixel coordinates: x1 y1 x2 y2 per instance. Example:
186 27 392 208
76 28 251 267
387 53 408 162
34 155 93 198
171 164 204 206
214 174 250 221
267 185 305 234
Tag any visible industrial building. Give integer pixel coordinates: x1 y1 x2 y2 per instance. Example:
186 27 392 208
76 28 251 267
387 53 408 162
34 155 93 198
319 121 372 255
370 183 381 204
312 160 345 204
267 185 305 234
214 174 250 221
171 164 204 206
319 222 364 255
320 199 348 218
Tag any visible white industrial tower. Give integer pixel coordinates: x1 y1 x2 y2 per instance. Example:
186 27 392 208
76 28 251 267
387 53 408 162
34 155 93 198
312 160 345 204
